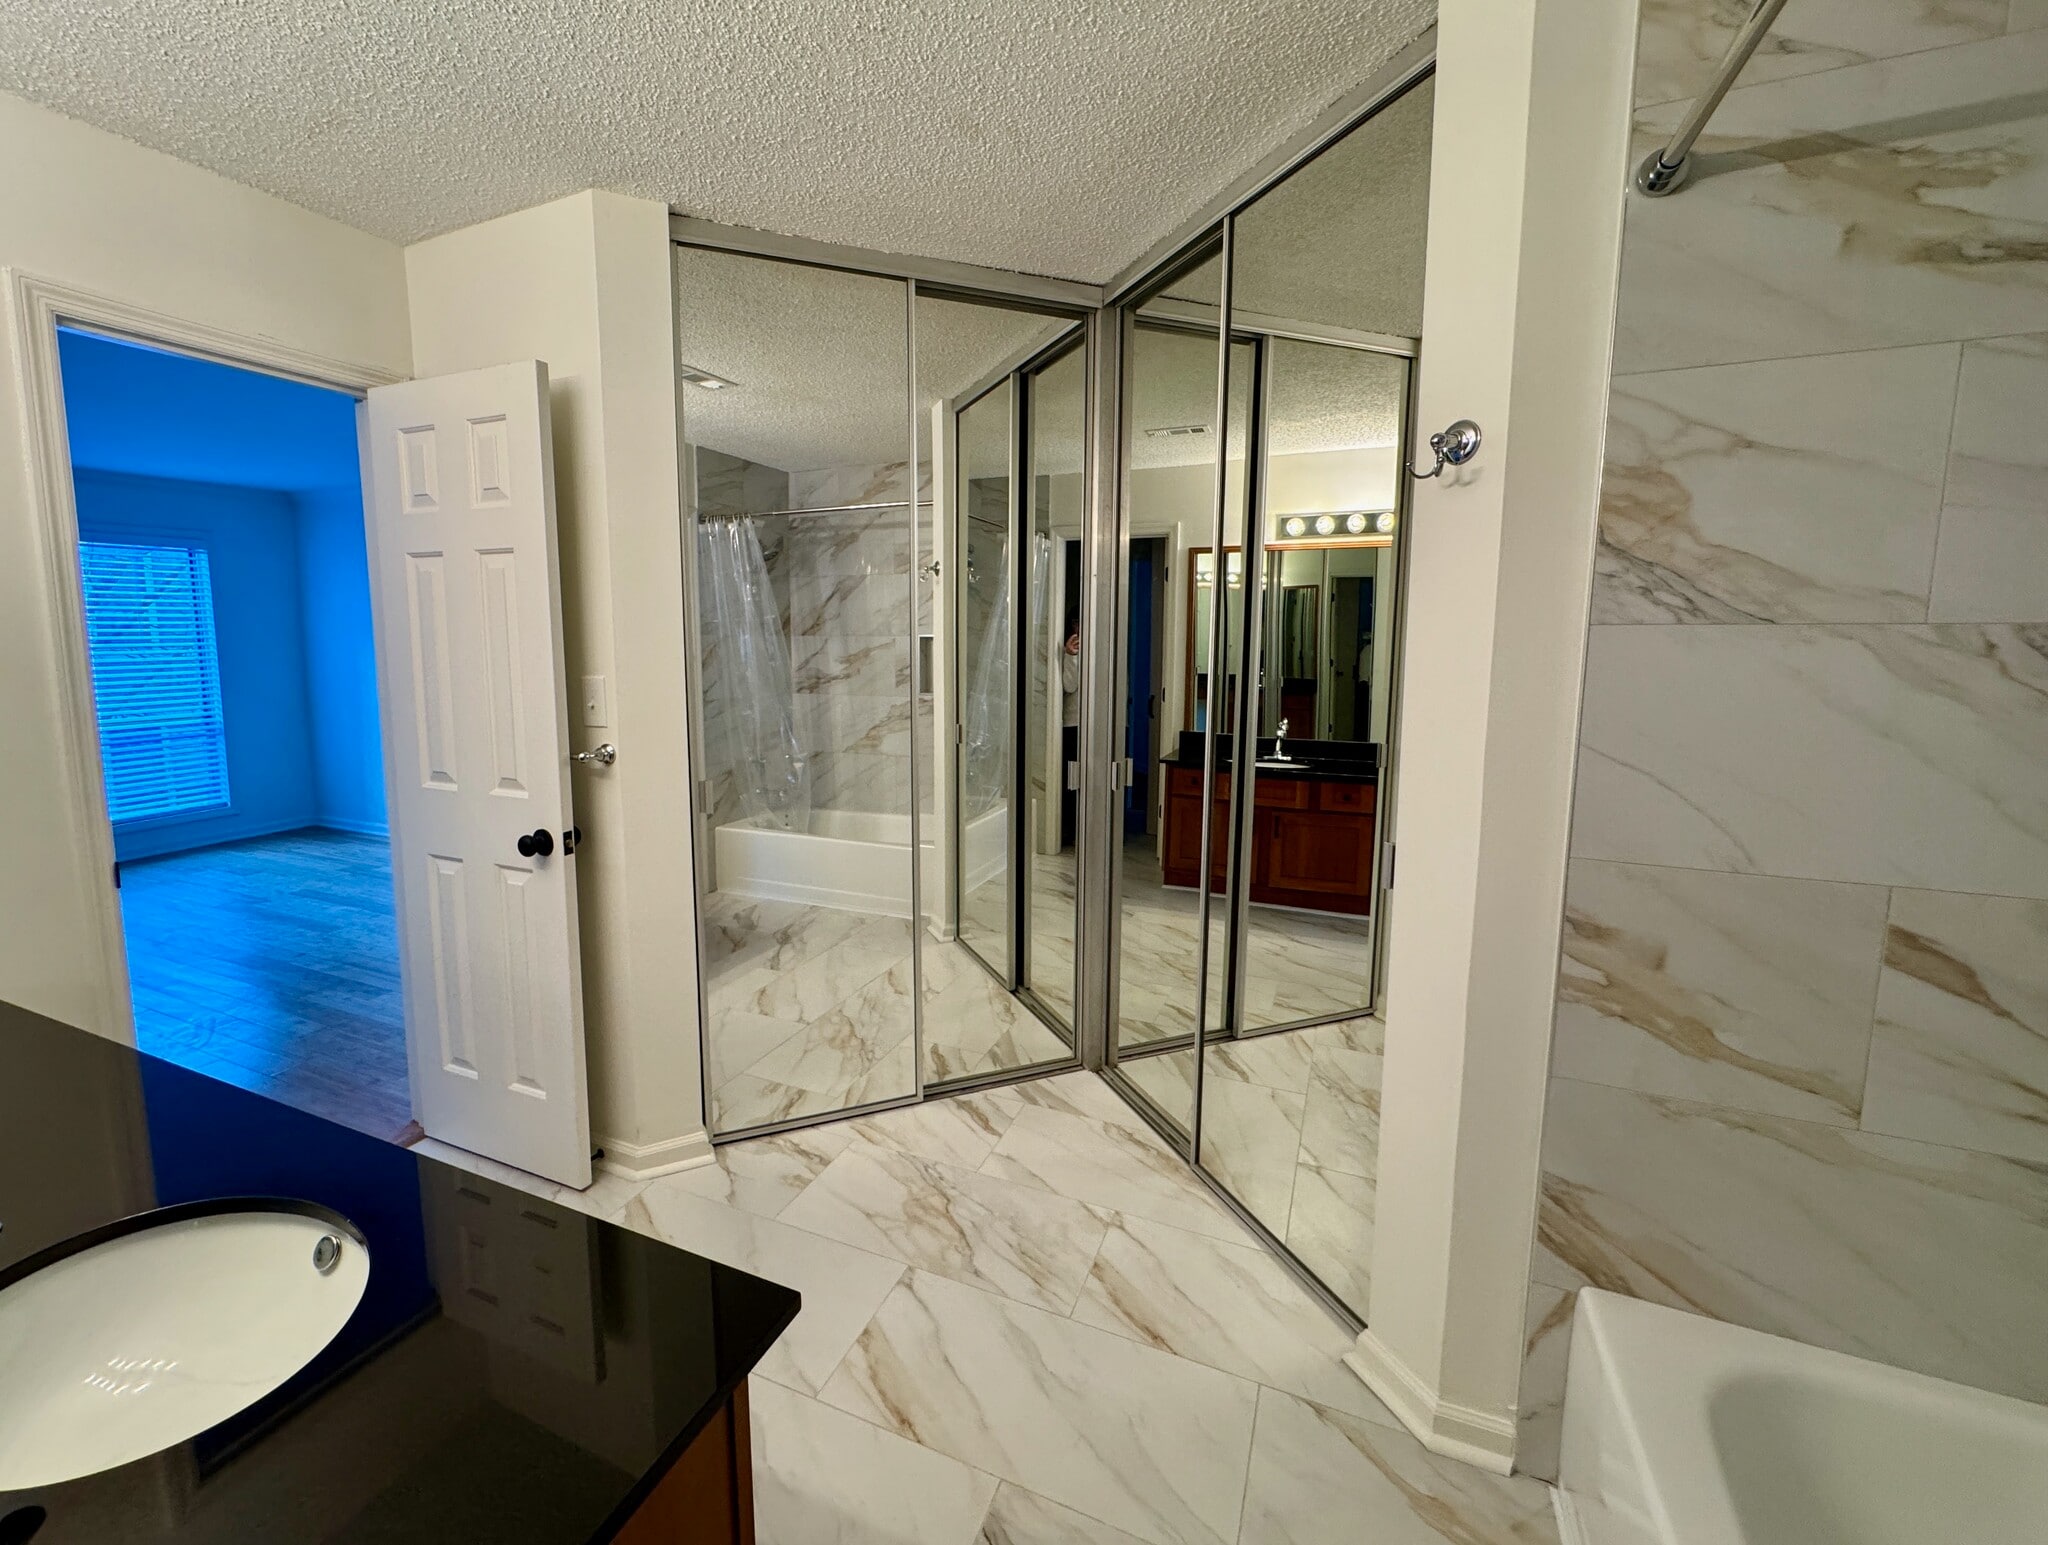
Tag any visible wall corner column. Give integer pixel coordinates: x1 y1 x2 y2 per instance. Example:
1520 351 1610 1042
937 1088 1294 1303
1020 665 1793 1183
1350 0 1635 1472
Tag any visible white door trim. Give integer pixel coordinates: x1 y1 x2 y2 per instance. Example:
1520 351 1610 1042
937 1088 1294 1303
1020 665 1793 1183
5 268 403 1042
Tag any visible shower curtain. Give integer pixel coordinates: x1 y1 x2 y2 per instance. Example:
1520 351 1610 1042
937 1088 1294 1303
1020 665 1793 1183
963 530 1051 816
697 517 810 830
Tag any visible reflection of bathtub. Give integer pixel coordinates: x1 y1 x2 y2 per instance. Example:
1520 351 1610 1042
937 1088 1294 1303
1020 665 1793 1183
712 807 1007 919
1556 1289 2048 1545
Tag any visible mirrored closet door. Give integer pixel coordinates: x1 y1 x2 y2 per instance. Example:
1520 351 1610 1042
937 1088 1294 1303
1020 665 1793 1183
1101 68 1434 1323
679 241 1091 1139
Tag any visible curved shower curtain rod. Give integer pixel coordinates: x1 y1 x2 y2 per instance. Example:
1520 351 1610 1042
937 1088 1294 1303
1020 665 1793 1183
1635 0 1788 197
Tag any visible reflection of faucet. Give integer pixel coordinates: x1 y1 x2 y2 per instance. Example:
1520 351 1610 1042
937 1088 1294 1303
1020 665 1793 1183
1273 718 1292 762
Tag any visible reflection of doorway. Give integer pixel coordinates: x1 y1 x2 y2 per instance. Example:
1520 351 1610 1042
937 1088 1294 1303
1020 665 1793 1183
1124 537 1167 837
55 328 410 1142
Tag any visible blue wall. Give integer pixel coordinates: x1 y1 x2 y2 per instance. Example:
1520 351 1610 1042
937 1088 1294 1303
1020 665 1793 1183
78 470 322 861
60 328 386 859
297 486 388 836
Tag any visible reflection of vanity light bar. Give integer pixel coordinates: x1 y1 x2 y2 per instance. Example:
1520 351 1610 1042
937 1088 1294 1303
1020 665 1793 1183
1144 424 1209 438
678 364 737 390
1269 509 1396 542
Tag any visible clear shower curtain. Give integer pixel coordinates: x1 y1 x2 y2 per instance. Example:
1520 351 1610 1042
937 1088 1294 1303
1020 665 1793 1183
697 517 810 830
964 530 1051 816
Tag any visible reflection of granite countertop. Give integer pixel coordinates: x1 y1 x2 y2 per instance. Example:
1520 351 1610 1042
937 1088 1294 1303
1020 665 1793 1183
0 1001 799 1544
1157 753 1378 786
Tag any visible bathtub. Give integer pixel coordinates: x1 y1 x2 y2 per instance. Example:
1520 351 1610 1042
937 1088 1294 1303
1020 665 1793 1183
1556 1289 2048 1545
712 807 1007 919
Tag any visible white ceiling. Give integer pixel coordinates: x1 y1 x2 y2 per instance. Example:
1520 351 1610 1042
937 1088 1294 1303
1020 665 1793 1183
0 0 1432 283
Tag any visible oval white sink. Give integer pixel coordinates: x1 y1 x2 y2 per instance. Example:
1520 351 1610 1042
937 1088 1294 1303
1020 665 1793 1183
0 1204 369 1490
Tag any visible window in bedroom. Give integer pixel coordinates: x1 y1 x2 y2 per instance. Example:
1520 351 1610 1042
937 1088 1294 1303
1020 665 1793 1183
78 539 231 824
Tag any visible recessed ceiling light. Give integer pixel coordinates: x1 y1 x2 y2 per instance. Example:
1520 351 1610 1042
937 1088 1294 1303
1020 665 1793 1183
678 364 736 391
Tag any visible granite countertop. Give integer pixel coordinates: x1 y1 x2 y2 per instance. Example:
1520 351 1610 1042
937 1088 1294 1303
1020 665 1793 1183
0 1001 798 1545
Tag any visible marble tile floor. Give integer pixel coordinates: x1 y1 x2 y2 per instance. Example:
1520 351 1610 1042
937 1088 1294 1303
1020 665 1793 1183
1120 1018 1381 1320
418 1069 1556 1545
704 836 1376 1135
702 888 1075 1133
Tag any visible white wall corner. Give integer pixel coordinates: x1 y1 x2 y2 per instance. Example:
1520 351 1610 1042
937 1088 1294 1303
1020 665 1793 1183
1362 0 1636 1473
596 1126 715 1180
1345 1329 1518 1475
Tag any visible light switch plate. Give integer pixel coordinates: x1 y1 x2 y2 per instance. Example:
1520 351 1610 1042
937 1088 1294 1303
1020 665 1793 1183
580 675 609 728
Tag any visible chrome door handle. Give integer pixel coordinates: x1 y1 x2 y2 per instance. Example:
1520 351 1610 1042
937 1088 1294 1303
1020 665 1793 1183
572 743 617 766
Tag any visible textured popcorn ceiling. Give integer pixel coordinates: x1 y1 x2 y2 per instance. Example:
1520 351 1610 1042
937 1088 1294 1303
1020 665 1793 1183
0 0 1432 282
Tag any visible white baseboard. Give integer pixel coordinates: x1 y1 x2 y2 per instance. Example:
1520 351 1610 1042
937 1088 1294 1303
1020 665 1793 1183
1345 1329 1518 1476
596 1128 715 1180
318 816 390 838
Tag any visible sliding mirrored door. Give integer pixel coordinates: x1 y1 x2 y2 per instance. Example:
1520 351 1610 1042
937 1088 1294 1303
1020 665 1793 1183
1193 71 1434 1322
913 291 1085 1088
679 245 922 1137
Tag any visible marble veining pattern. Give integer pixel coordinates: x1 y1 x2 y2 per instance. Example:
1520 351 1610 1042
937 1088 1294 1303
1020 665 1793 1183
1864 888 2048 1162
1572 622 2048 897
1540 0 2048 1484
1595 346 1959 624
1537 1076 2048 1405
1554 860 1887 1124
442 1065 1546 1542
1929 333 2048 623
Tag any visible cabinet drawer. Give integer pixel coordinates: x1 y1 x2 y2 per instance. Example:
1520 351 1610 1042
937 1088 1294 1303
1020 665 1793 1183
1318 781 1376 813
1254 776 1309 809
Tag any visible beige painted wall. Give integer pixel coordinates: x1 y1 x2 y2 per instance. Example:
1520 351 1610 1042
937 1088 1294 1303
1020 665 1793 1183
405 191 705 1169
0 90 412 1037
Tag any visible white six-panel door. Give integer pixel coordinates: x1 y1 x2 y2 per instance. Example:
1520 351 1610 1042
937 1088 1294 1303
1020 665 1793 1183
362 362 591 1188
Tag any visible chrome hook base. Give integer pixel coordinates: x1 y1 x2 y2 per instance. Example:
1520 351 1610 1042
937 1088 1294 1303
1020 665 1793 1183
1408 420 1482 480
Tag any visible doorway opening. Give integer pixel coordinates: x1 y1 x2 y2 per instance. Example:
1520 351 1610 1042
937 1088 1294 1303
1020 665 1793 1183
56 327 410 1142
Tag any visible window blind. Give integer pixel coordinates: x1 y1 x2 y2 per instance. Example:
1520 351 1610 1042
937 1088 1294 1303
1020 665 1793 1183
78 540 231 824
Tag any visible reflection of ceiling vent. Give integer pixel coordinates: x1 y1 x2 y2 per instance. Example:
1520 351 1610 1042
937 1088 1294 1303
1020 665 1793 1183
1144 423 1208 439
678 363 737 391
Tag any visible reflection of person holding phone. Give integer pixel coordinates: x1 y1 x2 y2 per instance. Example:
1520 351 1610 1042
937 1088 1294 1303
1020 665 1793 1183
1061 611 1081 847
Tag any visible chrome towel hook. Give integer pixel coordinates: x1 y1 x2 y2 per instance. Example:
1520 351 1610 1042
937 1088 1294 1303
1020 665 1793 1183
1408 420 1482 480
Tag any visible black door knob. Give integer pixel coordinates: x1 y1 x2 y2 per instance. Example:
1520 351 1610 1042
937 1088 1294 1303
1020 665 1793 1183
516 828 555 859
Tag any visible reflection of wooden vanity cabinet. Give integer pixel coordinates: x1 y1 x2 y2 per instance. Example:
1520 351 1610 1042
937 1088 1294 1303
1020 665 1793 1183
1160 764 1376 915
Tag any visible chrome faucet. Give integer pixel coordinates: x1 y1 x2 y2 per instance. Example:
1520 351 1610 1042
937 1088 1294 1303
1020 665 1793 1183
1273 717 1291 762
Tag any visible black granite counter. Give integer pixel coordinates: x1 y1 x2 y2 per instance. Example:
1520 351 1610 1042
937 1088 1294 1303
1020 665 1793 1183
0 1001 798 1544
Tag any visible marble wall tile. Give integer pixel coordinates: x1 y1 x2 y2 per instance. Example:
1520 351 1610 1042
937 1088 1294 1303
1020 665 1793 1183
1070 1213 1399 1425
1614 31 2048 373
1554 861 1887 1124
1516 1284 1575 1485
1572 623 2048 897
1595 347 1958 623
1537 1076 2048 1404
1929 334 2048 623
1864 888 2048 1162
777 1139 1111 1313
1633 0 2010 109
820 1270 1259 1545
749 1376 999 1545
1238 1388 1561 1545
